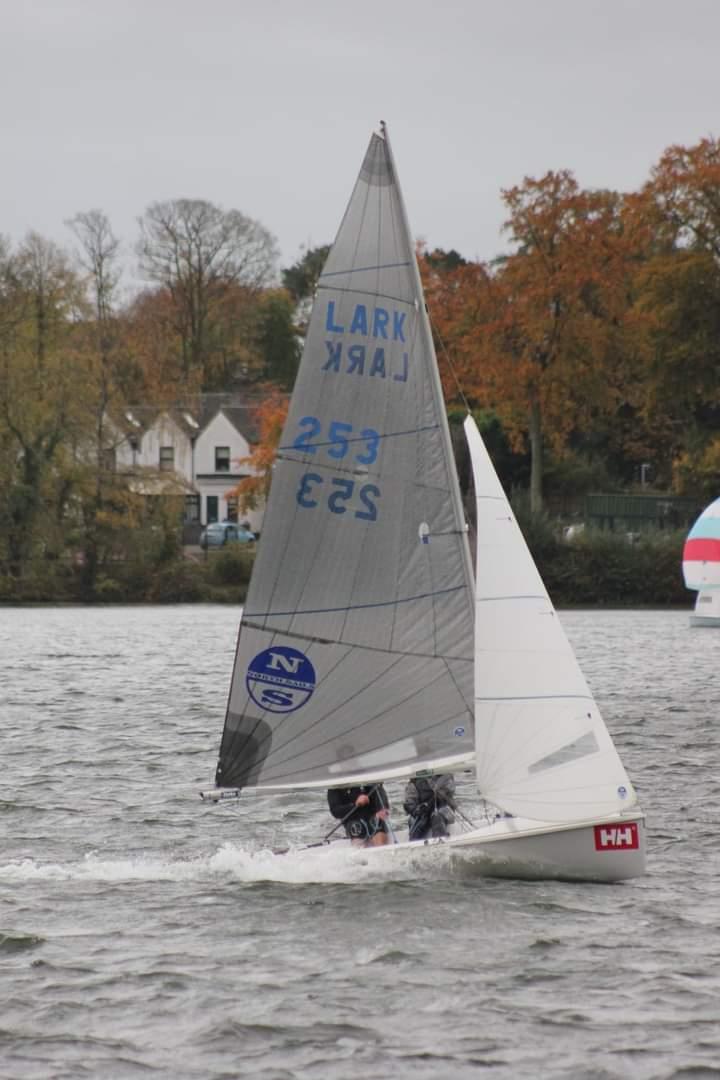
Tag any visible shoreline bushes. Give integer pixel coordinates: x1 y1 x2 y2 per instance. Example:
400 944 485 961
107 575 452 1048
0 529 691 608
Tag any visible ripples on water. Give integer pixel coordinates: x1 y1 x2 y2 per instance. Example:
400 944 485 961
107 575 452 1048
1 605 719 1079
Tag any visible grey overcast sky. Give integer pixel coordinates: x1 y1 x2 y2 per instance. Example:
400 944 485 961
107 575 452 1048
2 0 719 276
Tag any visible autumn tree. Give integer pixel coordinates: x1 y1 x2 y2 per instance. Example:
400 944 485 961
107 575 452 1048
282 244 330 303
231 388 289 514
0 233 86 580
282 243 331 332
427 174 644 512
122 287 202 402
67 209 139 595
0 236 20 576
136 199 278 386
632 138 720 491
424 247 467 273
255 289 301 389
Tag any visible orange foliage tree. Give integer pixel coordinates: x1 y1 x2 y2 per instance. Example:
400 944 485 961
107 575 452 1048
122 288 202 404
230 387 289 515
426 172 646 511
631 138 720 490
124 283 267 399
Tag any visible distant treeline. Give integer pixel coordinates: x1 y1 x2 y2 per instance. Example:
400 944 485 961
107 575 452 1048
425 137 720 514
0 525 690 609
2 135 719 601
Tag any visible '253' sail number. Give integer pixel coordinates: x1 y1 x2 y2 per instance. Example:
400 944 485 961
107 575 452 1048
296 474 380 521
292 416 381 521
292 416 380 464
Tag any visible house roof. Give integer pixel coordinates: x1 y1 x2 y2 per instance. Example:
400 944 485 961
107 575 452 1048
117 392 269 444
197 392 267 441
118 406 199 440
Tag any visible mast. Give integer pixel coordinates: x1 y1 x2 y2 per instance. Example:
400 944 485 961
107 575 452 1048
379 122 476 603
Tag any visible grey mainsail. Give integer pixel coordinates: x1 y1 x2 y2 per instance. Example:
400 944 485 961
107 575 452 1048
215 127 475 791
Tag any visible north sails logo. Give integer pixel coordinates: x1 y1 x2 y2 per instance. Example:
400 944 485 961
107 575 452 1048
267 652 303 675
246 646 316 714
594 823 639 851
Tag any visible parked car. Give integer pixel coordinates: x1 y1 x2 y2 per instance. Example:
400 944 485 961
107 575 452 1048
200 522 256 550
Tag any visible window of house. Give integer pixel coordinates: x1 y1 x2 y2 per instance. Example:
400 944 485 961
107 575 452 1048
215 446 231 472
159 446 174 471
184 494 200 523
102 448 116 472
226 496 238 523
206 495 219 523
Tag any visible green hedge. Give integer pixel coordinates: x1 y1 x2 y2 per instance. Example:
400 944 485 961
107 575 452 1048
0 545 255 605
0 531 690 607
529 526 689 607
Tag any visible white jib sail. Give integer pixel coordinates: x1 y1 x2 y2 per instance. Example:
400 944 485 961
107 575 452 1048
464 415 638 822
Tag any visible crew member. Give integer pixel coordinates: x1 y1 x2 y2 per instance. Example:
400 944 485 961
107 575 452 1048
327 784 391 846
403 774 456 841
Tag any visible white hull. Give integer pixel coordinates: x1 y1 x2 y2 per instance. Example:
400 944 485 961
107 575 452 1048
363 811 646 883
690 590 720 627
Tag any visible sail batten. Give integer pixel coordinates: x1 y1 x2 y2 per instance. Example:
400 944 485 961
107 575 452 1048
278 422 441 454
475 694 594 702
243 584 468 620
475 594 547 603
261 709 472 775
319 260 413 277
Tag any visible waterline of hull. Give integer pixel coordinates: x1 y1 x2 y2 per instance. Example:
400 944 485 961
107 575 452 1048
689 614 720 627
346 811 647 883
689 590 720 626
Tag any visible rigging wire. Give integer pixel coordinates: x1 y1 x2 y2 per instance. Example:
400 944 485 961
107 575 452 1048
427 307 472 417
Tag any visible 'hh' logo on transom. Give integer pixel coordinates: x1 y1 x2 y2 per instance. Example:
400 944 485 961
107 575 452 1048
594 822 639 851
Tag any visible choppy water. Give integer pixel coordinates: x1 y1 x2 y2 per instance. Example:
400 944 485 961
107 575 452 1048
1 605 719 1079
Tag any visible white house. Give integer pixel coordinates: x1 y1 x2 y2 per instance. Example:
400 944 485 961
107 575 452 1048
115 409 196 478
193 405 261 530
113 395 266 535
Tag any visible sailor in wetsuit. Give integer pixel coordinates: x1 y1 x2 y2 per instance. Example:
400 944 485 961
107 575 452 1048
327 784 391 846
404 773 456 841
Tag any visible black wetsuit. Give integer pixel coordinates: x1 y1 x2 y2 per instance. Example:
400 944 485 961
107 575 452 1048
403 774 456 841
327 784 390 842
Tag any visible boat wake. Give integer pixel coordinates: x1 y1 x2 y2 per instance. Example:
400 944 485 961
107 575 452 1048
0 840 453 887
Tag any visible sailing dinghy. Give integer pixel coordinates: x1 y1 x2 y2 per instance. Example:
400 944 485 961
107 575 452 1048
683 496 720 627
202 124 646 882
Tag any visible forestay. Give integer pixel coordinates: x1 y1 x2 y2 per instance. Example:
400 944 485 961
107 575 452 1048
464 416 638 822
215 128 475 792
